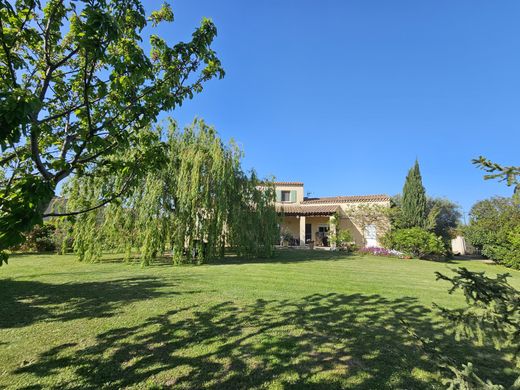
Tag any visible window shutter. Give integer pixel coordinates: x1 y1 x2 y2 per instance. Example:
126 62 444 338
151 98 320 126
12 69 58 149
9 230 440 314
276 190 282 202
290 190 297 203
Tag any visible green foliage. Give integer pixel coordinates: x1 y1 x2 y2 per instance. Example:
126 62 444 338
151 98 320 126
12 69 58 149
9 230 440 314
48 220 74 254
500 225 520 269
386 195 407 229
464 197 520 269
388 195 460 254
408 267 520 389
426 197 462 240
404 157 520 389
473 156 519 200
335 229 353 246
280 228 293 244
0 0 224 263
0 176 54 264
435 268 519 352
401 160 428 228
466 157 520 269
148 3 174 26
346 204 390 245
13 223 56 253
62 119 278 265
382 227 446 259
328 213 345 248
227 173 279 259
332 229 356 251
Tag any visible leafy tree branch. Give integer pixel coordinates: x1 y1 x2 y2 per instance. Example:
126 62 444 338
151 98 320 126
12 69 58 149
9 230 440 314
0 0 224 263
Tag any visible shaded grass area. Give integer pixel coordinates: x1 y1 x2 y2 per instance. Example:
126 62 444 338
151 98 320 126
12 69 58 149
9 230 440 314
1 251 519 389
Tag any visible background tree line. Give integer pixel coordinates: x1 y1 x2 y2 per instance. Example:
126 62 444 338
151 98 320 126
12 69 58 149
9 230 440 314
464 196 520 269
382 160 461 259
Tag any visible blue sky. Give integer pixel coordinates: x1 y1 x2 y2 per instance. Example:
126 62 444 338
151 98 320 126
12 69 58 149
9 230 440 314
147 0 519 217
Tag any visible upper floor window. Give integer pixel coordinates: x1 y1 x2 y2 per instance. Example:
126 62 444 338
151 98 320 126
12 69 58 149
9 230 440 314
276 189 297 203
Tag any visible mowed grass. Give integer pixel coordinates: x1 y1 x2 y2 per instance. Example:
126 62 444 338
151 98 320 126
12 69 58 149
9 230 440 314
1 251 519 389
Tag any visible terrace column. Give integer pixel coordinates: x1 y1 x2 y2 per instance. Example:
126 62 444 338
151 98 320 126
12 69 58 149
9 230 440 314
329 215 337 250
299 215 306 247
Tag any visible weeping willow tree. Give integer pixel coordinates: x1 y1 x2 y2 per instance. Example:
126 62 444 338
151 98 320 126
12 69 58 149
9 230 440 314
57 119 278 265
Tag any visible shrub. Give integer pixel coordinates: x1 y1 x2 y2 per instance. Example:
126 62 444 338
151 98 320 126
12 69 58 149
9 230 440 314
16 224 56 252
464 197 520 269
280 228 293 245
507 225 520 268
333 229 356 251
481 225 520 270
382 227 446 259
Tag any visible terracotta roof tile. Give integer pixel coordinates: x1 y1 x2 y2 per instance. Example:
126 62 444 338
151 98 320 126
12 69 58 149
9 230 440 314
274 182 304 186
302 194 390 204
276 204 340 216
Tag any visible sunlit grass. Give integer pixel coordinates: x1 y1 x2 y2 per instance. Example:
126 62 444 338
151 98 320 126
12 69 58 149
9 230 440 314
1 251 518 389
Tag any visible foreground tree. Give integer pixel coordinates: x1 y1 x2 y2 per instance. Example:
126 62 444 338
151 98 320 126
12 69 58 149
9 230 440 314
0 0 224 264
407 268 520 389
473 156 519 200
405 157 520 388
401 160 428 228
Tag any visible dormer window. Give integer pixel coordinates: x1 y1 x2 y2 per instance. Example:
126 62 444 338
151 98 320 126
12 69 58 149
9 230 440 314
275 188 298 203
281 191 291 202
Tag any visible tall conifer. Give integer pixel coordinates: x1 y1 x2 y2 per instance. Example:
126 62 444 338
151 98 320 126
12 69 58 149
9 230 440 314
401 160 428 228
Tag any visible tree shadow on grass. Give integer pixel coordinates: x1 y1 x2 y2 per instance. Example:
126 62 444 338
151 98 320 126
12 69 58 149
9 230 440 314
90 250 351 267
0 277 183 328
14 293 517 389
207 249 353 266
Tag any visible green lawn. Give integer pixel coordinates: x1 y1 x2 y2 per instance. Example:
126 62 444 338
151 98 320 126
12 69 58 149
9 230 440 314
1 251 519 389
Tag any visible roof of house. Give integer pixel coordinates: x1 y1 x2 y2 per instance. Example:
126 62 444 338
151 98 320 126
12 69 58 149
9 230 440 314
274 182 304 186
302 194 391 204
275 204 340 216
44 196 68 216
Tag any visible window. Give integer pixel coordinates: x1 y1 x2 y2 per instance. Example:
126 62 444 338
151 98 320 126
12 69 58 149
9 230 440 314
318 225 329 234
277 189 296 203
316 224 330 247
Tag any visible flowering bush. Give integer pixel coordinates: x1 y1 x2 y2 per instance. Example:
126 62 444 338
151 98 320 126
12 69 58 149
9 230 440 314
357 247 403 258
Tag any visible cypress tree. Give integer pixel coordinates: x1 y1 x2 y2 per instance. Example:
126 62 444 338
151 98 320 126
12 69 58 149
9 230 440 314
401 160 428 228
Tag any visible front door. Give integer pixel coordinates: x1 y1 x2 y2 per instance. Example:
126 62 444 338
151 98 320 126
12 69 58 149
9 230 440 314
364 224 377 247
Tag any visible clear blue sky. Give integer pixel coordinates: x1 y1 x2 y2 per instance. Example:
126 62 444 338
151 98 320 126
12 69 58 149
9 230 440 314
147 0 520 217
